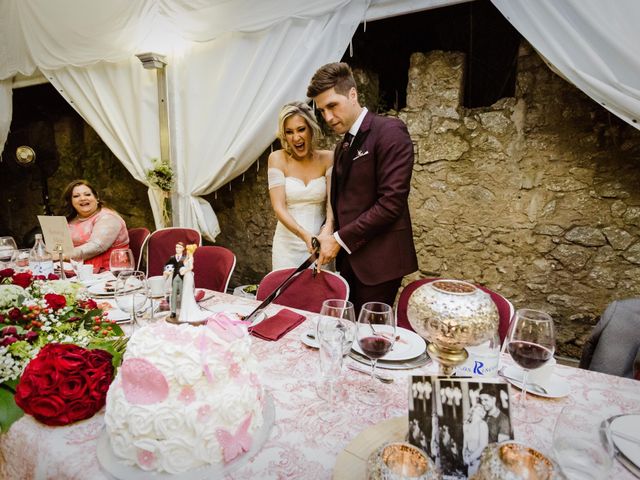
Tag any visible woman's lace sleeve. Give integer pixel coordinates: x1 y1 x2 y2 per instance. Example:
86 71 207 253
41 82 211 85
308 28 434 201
73 214 123 260
267 167 285 189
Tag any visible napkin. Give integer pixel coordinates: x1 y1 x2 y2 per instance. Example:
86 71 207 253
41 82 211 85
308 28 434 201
249 308 305 341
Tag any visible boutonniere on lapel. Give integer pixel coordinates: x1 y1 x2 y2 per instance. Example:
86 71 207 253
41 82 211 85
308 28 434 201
353 150 369 161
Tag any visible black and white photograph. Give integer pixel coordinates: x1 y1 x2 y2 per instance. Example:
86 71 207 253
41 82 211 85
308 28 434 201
409 376 513 479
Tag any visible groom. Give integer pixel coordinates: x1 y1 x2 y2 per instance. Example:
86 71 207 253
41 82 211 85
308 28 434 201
307 62 418 313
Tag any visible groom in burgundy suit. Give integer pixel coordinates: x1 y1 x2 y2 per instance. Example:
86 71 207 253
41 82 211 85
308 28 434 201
307 62 418 313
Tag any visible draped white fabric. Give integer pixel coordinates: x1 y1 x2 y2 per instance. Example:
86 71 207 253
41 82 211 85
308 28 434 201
491 0 640 130
0 79 11 159
0 0 368 239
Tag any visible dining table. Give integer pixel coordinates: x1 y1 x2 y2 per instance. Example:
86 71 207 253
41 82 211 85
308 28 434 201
1 290 639 479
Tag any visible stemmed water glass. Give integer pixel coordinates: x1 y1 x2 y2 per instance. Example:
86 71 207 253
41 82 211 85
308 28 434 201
0 237 17 268
506 308 555 423
114 271 148 331
356 301 395 405
109 249 135 276
320 299 356 357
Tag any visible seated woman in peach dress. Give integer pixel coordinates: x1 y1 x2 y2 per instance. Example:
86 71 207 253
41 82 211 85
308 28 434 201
62 179 129 273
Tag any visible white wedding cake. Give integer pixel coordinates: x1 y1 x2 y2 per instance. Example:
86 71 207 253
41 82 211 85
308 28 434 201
104 316 265 474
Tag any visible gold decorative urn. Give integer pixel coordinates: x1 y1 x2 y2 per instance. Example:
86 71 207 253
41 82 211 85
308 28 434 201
407 279 499 375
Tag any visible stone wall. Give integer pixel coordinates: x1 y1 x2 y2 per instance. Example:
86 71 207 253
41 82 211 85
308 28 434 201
400 44 640 357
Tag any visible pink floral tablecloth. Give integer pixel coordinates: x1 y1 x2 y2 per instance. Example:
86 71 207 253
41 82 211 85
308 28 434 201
1 292 639 479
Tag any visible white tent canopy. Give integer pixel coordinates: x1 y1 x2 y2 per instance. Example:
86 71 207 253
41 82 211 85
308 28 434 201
1 0 639 239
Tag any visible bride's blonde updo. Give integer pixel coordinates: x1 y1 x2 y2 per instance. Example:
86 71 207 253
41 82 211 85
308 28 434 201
277 101 322 155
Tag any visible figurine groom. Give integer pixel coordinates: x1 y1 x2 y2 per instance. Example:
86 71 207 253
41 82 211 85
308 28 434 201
164 241 186 318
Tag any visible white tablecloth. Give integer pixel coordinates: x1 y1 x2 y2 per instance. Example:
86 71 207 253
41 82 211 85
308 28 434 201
1 292 639 479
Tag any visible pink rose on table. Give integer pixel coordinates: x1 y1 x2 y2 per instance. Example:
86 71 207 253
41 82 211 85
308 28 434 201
15 343 114 426
44 293 67 310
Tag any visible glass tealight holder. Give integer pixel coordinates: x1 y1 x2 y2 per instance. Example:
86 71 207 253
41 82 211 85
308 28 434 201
471 442 563 480
366 442 441 480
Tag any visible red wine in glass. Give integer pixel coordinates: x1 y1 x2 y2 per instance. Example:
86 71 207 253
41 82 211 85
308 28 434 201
359 336 393 359
508 341 553 369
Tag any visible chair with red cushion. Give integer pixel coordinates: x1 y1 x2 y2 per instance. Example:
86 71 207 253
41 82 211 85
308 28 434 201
396 278 514 343
127 227 150 271
193 246 236 293
256 269 349 314
144 227 202 277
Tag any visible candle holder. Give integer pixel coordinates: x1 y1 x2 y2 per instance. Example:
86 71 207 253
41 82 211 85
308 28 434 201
407 280 499 376
367 442 441 480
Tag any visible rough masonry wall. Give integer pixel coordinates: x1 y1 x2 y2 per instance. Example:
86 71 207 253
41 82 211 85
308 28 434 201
401 43 640 357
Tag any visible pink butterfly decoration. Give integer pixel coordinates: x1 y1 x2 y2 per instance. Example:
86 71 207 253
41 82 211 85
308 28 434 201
207 314 245 343
216 414 253 463
121 358 169 405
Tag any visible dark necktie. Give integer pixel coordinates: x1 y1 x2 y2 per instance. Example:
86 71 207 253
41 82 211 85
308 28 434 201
337 132 354 178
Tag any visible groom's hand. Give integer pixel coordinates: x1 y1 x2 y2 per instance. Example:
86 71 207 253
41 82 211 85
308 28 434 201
317 232 340 265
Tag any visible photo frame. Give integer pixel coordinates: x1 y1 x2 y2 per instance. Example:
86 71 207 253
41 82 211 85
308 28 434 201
408 376 514 479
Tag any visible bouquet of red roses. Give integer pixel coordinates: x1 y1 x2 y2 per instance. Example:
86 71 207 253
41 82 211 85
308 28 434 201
14 343 114 426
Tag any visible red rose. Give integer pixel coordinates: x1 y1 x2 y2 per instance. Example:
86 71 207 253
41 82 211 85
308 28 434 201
47 273 60 280
15 344 114 426
21 396 69 426
80 299 98 310
7 308 22 321
59 375 89 400
25 330 38 342
11 272 33 288
1 336 17 347
1 326 17 336
44 293 67 310
0 268 14 278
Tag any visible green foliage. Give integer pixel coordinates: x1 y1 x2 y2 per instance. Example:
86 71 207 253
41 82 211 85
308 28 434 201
146 158 174 192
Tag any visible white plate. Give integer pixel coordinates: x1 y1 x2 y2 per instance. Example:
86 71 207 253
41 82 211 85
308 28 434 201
105 308 130 323
201 303 267 325
352 326 426 361
501 365 570 399
97 392 275 479
610 414 640 468
88 282 115 296
301 330 319 349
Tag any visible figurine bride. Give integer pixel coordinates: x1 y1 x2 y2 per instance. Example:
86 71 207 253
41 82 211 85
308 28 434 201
178 244 209 323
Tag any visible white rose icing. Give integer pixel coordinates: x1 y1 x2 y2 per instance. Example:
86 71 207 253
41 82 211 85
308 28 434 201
104 317 264 474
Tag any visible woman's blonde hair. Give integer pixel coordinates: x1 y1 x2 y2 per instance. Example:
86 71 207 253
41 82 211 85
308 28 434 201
186 244 197 255
277 101 322 155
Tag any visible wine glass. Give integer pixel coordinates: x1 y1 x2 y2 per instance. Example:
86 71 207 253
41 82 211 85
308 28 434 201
109 249 135 276
320 299 356 356
316 323 345 423
356 301 395 405
506 308 555 423
0 237 17 268
114 271 148 331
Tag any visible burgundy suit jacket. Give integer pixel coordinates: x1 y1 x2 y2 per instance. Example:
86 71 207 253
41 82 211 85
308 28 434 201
332 111 418 285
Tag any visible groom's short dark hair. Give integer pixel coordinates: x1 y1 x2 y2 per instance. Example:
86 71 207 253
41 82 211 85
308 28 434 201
307 62 356 98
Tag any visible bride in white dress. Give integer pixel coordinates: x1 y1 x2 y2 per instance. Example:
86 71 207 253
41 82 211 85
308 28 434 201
268 101 334 270
178 244 209 323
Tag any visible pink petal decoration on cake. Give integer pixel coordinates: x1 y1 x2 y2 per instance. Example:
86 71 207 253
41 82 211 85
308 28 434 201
137 449 156 469
197 404 212 421
121 358 169 405
155 323 192 345
178 386 196 404
216 414 253 464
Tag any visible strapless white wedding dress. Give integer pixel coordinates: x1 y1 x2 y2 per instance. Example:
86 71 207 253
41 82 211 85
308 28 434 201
272 176 326 270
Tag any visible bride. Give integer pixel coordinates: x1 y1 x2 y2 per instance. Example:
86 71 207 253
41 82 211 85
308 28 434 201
178 244 209 323
268 101 334 270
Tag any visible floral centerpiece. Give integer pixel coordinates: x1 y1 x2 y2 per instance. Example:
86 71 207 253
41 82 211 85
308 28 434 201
0 269 126 431
146 157 174 227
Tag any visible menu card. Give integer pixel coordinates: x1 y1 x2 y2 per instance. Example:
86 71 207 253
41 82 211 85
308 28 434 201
37 216 75 256
408 376 513 479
